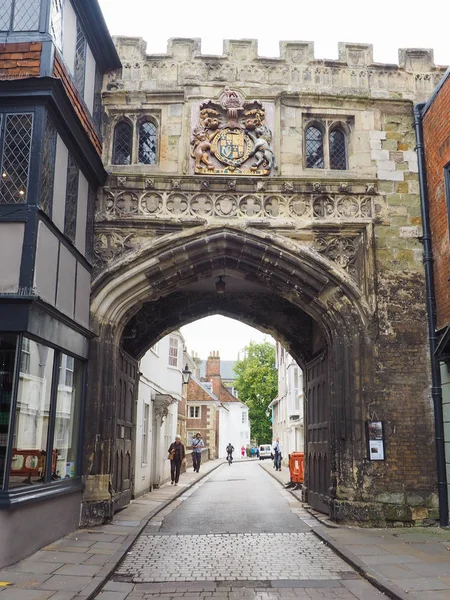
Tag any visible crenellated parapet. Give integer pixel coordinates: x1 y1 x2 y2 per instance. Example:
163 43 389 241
106 37 446 102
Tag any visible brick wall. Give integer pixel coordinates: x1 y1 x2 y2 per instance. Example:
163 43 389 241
423 74 450 328
53 53 102 157
0 42 41 80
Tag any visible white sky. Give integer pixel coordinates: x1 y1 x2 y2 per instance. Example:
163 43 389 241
98 0 450 67
180 316 274 361
97 0 449 359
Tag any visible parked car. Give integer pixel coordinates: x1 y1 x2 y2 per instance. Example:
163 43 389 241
259 444 272 460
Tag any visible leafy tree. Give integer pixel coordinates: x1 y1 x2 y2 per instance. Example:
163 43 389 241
234 341 278 445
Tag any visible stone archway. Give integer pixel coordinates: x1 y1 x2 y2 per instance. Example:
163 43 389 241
82 225 376 523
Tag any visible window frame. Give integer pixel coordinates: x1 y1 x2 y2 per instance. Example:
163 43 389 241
1 333 86 495
168 336 178 368
305 122 325 169
304 117 351 171
137 118 158 165
112 119 133 166
189 405 201 419
110 114 160 166
0 0 43 33
0 111 34 205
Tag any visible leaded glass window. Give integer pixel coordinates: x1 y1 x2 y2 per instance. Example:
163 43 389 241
12 0 40 31
40 113 57 216
305 126 324 169
85 187 96 261
113 122 132 165
0 113 33 204
50 0 64 53
330 129 347 170
0 0 13 31
74 20 87 96
64 154 79 242
138 121 157 165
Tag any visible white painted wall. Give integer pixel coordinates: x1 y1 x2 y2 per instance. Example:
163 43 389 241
135 331 184 495
218 401 250 458
270 343 304 462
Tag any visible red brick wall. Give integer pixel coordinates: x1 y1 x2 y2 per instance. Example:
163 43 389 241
423 75 450 328
53 53 102 157
0 42 41 79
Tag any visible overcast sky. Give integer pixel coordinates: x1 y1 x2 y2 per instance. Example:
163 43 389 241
97 0 448 359
98 0 450 67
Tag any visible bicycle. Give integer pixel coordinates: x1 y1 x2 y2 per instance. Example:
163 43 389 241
227 453 233 465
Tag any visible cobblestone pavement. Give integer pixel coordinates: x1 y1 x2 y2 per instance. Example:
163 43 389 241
94 463 386 599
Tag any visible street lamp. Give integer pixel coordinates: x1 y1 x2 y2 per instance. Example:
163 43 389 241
182 363 192 385
215 276 226 294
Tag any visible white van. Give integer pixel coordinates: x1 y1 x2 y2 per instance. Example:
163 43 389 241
259 444 272 460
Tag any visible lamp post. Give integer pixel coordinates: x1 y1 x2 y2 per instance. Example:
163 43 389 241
182 363 192 385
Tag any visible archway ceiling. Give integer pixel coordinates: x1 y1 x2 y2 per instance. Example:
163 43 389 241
122 290 318 367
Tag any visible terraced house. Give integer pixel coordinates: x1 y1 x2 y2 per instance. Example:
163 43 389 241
1 0 450 568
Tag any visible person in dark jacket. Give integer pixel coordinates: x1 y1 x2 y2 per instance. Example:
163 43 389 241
168 434 185 486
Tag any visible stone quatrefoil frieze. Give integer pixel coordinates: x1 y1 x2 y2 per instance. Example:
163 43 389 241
99 189 374 220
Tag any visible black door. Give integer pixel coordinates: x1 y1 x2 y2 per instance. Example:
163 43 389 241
305 353 330 514
113 350 137 512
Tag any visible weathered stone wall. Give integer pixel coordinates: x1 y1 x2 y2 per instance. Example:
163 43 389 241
88 38 447 525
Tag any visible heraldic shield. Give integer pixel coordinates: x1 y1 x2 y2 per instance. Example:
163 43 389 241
211 128 253 167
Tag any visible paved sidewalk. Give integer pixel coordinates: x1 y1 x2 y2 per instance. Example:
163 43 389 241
0 458 224 600
260 460 450 600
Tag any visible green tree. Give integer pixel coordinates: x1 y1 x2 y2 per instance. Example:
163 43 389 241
234 341 278 445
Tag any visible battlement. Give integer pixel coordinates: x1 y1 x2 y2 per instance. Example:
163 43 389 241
113 36 441 72
107 37 446 103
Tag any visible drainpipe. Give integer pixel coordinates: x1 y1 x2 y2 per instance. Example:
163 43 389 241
413 103 449 527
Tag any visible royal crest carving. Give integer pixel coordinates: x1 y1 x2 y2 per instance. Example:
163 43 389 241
190 87 275 176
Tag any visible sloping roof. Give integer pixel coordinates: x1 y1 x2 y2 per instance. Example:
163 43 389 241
190 375 218 401
200 360 237 380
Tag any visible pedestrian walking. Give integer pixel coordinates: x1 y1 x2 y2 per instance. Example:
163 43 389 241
241 445 246 458
168 434 185 486
191 432 204 473
273 437 282 471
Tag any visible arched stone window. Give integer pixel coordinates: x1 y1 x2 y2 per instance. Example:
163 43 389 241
305 125 324 169
112 121 132 165
138 121 157 165
329 128 347 170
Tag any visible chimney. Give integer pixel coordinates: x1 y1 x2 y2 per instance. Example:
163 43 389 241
206 350 221 378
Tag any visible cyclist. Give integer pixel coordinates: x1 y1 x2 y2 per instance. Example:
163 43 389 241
226 443 234 463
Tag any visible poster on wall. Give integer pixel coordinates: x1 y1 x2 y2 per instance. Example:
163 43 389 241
366 420 385 461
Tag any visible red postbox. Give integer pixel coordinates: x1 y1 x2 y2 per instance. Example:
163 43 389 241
289 452 304 484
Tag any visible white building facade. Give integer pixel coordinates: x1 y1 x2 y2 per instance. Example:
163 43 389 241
269 343 304 462
134 331 184 496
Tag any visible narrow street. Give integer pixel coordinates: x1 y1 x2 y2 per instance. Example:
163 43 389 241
96 462 385 599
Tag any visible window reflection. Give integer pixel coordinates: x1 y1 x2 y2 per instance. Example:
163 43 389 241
9 339 54 487
53 353 81 480
0 334 17 489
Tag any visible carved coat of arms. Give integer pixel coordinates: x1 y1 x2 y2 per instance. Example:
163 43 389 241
190 87 276 176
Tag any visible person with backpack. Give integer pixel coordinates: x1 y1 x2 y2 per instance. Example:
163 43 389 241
226 443 234 463
191 432 204 473
273 437 282 471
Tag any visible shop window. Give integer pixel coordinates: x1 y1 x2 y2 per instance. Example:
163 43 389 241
50 0 63 53
168 336 178 367
189 406 201 419
64 154 79 242
0 334 18 490
9 339 54 488
112 121 132 165
2 337 84 490
74 20 87 96
52 353 82 481
138 121 157 165
0 0 40 32
0 112 33 204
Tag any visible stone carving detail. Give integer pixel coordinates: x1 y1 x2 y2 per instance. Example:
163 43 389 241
145 178 155 189
99 187 375 221
190 87 275 176
315 236 360 280
94 232 136 264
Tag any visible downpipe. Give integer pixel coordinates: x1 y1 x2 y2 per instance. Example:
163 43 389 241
413 103 449 527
